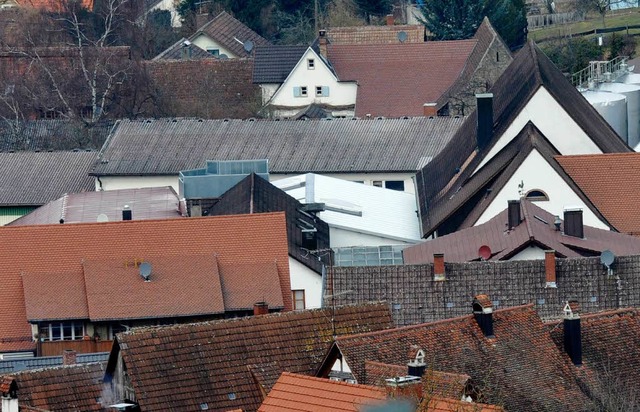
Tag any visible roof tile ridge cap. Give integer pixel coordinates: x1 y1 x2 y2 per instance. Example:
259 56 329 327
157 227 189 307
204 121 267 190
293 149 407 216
521 199 534 239
579 307 639 321
530 41 543 85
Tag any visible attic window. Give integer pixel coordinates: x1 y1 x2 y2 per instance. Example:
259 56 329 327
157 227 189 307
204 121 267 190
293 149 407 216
207 48 220 57
525 189 549 202
294 86 308 97
307 58 315 69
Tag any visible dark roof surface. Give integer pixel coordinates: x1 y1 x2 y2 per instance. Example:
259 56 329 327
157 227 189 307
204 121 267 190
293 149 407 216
556 152 640 236
0 119 114 152
195 11 270 58
327 40 477 117
1 363 107 411
331 305 595 411
0 353 109 374
253 45 309 83
416 41 630 236
0 151 96 206
110 303 393 412
9 186 182 226
152 37 213 60
207 174 331 274
403 199 640 263
91 116 463 176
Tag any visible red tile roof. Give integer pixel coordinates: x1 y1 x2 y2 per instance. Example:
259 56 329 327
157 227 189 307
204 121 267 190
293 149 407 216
110 303 393 412
0 213 291 352
15 0 93 12
1 363 106 411
556 153 640 236
258 372 387 412
403 199 640 264
330 305 596 411
327 40 477 117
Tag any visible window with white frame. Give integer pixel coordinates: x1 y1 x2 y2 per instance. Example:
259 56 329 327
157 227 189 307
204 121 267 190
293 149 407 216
293 290 305 310
307 58 315 69
38 322 84 341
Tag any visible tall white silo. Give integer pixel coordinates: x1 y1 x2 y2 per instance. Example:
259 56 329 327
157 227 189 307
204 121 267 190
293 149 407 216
582 90 628 142
598 82 640 147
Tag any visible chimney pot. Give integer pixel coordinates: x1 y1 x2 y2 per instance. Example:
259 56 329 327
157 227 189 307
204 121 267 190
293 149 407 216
433 253 445 281
122 205 132 221
475 93 494 150
472 294 494 337
423 103 437 117
386 14 395 25
507 199 521 230
563 208 583 238
545 250 557 288
62 349 77 366
563 301 582 365
253 301 269 316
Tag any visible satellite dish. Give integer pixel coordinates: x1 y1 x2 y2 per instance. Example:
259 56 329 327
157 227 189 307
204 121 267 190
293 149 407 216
600 250 615 268
478 245 492 261
96 213 109 223
244 40 254 53
139 262 152 281
397 31 408 43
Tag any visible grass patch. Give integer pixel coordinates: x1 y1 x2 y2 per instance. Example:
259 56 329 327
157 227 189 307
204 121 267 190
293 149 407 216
530 10 640 42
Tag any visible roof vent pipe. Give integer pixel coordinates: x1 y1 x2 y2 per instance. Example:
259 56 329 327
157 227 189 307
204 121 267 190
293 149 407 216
472 294 494 337
476 93 493 151
507 199 521 229
563 301 582 365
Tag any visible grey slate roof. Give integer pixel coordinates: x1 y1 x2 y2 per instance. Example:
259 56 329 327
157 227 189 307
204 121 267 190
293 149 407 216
253 45 309 83
195 11 270 58
0 352 109 373
152 38 213 61
91 116 464 176
0 151 97 206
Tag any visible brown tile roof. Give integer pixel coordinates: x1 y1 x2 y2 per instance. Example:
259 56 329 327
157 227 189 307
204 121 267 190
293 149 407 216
0 213 291 352
258 372 387 412
548 308 640 394
0 151 96 206
416 41 630 237
327 25 424 45
219 262 284 310
91 116 463 176
196 11 270 58
330 305 596 411
1 363 107 411
109 303 393 412
423 397 504 412
556 153 640 236
403 199 640 264
9 186 182 226
327 40 477 117
208 174 331 274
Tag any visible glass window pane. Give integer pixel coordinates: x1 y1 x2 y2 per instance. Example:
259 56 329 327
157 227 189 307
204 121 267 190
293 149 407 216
51 323 62 341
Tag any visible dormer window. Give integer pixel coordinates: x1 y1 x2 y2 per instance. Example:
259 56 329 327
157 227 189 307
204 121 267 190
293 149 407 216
525 189 549 202
307 58 315 69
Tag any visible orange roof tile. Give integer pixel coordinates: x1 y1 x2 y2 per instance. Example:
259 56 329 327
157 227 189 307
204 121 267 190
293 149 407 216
0 213 291 352
15 0 93 12
556 153 640 236
219 262 284 311
258 372 386 412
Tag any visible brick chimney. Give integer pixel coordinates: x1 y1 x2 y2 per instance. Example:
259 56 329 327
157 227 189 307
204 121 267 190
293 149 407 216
62 349 77 366
472 295 494 337
318 30 328 59
433 253 445 281
563 301 582 365
563 208 583 238
386 14 395 25
476 93 494 151
507 199 521 229
423 103 437 117
545 250 557 288
253 302 269 316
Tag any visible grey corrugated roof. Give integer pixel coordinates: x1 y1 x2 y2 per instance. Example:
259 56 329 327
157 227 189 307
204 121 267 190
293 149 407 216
253 45 309 83
0 151 97 206
92 117 464 176
0 352 108 373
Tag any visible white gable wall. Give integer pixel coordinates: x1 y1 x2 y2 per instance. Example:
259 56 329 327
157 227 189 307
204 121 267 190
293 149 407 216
289 258 323 309
268 48 357 115
191 34 238 58
475 87 603 172
509 245 546 260
475 149 609 229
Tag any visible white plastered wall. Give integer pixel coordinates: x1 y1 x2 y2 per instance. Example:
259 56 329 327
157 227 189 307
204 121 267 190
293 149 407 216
96 175 178 192
475 87 603 173
475 150 610 229
191 34 237 58
289 258 323 309
509 245 546 260
330 226 417 248
270 173 416 194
